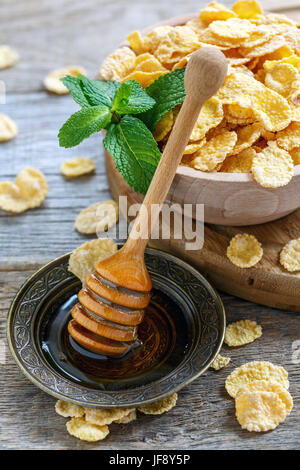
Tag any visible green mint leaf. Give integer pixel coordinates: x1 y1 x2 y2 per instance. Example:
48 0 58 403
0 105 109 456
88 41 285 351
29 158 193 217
58 105 111 148
140 68 186 131
60 75 91 107
103 115 161 194
112 80 155 115
79 74 121 107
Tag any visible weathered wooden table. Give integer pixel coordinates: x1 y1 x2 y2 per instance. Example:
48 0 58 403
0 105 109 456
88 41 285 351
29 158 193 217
0 0 299 450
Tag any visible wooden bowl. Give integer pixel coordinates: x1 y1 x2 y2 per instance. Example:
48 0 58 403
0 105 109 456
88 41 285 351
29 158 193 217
103 13 300 226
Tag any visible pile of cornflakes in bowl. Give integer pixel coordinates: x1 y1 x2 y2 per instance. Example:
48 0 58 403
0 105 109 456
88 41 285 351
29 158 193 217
100 0 300 188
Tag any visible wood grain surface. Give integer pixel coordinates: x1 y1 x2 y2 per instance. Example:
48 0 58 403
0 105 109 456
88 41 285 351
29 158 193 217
0 0 299 450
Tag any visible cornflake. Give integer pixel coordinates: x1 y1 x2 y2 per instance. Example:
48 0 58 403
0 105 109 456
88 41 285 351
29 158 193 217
138 393 177 415
276 122 300 151
231 123 261 155
251 141 294 188
44 66 86 94
264 54 300 73
190 97 224 141
225 319 262 346
279 238 300 272
224 103 256 125
209 18 255 40
55 400 85 418
0 45 19 69
127 31 150 55
235 380 293 432
61 157 95 177
225 360 289 398
121 53 167 88
217 70 292 132
227 233 263 268
185 19 207 38
68 238 117 284
115 409 137 424
237 380 293 412
199 2 237 25
66 417 109 442
0 114 18 142
183 140 206 155
241 26 271 49
264 62 300 101
210 354 231 370
152 26 201 69
84 407 133 426
220 147 256 172
264 13 298 28
75 200 119 234
290 148 300 165
232 0 262 19
239 35 286 59
100 47 136 81
191 129 237 171
0 168 48 213
154 110 173 142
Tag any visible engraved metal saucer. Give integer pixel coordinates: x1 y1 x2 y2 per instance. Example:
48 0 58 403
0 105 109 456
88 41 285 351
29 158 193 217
7 247 225 408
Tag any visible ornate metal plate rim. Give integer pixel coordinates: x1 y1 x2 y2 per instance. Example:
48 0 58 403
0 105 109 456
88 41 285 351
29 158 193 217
7 246 226 407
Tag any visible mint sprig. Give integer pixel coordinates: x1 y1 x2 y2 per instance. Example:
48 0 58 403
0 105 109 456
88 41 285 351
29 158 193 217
58 71 186 194
79 74 120 107
112 80 155 115
61 74 120 108
60 75 91 108
104 116 160 194
58 105 112 148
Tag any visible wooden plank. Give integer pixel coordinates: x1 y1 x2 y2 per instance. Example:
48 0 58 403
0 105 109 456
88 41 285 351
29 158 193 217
1 269 299 450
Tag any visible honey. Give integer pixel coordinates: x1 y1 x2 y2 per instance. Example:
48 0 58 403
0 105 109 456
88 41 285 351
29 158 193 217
41 288 192 390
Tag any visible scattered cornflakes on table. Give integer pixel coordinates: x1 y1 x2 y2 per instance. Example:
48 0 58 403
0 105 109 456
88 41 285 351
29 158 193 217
55 400 85 418
227 233 263 268
61 157 96 177
115 409 137 424
74 200 119 234
225 319 262 346
280 238 300 272
210 354 231 370
225 360 289 398
84 407 133 426
138 393 178 415
68 238 117 284
235 380 293 432
0 114 18 142
66 417 109 442
0 168 48 213
0 45 19 69
44 66 86 94
56 393 176 442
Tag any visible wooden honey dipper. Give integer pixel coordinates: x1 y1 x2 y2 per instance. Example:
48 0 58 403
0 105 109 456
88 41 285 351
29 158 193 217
68 47 228 357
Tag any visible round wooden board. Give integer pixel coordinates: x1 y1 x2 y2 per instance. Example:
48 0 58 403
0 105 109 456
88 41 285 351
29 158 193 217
106 152 300 312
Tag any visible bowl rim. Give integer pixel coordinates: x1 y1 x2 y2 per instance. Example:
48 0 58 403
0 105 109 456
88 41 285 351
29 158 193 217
119 11 300 184
7 246 226 408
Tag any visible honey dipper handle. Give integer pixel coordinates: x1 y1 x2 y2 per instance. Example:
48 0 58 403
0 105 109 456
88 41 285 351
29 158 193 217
125 47 228 254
